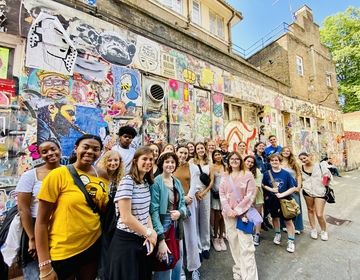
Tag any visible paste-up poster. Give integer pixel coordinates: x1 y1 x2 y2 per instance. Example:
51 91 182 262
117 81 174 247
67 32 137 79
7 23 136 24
194 89 211 142
112 66 141 116
212 92 224 142
26 12 77 75
0 47 10 79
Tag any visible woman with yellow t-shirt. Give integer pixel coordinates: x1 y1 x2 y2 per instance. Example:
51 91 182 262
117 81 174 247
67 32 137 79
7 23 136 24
35 135 109 280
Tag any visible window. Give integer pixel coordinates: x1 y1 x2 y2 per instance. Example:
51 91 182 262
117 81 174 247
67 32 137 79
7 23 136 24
209 11 224 38
224 103 230 122
326 74 332 87
328 121 336 132
231 104 242 121
159 0 183 14
192 0 201 25
299 116 311 129
296 56 304 76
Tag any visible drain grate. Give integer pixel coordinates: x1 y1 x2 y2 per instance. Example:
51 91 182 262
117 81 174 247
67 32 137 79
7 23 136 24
326 215 352 226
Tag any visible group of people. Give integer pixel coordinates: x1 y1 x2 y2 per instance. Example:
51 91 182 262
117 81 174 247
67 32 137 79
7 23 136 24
10 127 334 280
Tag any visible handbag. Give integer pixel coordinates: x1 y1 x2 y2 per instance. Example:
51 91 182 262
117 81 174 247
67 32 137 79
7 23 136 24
211 189 220 199
268 170 300 219
1 213 23 266
152 180 180 271
319 164 336 204
279 198 300 219
236 218 254 234
197 164 211 186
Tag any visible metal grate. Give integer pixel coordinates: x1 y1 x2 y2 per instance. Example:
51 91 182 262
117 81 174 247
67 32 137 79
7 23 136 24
148 84 164 102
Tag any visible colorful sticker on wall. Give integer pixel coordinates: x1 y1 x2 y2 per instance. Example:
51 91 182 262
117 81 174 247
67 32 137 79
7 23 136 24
0 47 10 79
199 68 214 89
212 92 224 142
0 78 17 106
144 117 167 145
168 79 195 124
37 104 107 156
194 89 211 141
26 12 77 75
134 37 160 74
112 66 141 116
161 52 176 78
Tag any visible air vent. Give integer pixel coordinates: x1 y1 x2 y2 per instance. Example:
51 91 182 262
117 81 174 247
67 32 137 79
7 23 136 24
148 84 165 102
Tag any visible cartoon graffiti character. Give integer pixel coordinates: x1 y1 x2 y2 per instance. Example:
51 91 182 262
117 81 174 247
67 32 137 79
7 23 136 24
37 103 84 143
27 13 77 74
120 73 139 100
37 70 71 100
183 69 196 84
97 32 136 66
138 44 159 71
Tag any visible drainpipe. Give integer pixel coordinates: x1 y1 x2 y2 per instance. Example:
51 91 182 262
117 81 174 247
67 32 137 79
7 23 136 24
186 0 191 29
227 11 235 53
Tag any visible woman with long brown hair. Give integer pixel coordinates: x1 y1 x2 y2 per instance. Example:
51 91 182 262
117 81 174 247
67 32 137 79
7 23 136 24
108 146 157 280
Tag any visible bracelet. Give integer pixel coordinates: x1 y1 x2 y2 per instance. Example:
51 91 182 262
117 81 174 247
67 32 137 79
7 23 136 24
39 268 54 279
39 259 52 268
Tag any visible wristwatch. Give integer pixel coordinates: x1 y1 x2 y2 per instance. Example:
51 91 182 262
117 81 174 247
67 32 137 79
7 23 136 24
144 227 152 238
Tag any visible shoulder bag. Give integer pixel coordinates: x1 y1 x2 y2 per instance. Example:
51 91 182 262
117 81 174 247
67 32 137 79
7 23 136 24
319 164 335 204
268 170 300 219
197 164 211 187
152 179 180 271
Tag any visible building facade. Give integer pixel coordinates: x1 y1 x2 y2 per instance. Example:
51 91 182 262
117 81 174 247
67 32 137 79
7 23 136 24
0 0 344 180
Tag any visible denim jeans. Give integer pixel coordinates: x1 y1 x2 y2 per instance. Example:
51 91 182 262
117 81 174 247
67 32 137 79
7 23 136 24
23 260 39 280
153 243 183 280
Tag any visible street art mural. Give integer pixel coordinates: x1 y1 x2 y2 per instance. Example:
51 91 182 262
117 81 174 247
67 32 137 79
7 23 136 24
194 89 211 141
112 66 141 115
144 117 167 145
37 104 107 156
212 92 224 143
0 78 16 105
26 12 77 75
134 37 160 74
0 0 7 32
224 121 257 152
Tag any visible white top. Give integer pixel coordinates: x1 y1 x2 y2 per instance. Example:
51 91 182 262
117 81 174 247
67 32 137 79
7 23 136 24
112 144 136 174
301 161 332 197
189 162 210 198
114 175 151 235
15 169 42 218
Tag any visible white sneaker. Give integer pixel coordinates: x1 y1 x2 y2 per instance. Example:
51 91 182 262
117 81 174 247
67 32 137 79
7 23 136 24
273 233 282 245
192 269 200 280
282 227 287 232
213 238 222 252
295 230 301 235
233 272 241 280
320 231 328 241
286 240 295 253
310 229 318 240
181 269 186 280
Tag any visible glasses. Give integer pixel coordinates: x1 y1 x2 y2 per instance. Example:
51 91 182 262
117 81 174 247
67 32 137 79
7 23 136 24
230 158 241 162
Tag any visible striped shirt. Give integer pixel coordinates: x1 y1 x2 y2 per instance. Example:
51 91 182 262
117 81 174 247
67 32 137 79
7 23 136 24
114 175 151 235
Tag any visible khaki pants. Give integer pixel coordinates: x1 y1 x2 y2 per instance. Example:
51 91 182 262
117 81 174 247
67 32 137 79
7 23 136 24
224 217 258 280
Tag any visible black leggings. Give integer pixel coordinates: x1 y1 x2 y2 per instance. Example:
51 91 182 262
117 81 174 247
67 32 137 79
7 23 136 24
108 229 152 280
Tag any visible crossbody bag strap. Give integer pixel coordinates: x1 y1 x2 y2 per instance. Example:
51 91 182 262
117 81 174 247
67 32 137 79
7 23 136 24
66 165 100 214
197 164 203 174
268 170 277 189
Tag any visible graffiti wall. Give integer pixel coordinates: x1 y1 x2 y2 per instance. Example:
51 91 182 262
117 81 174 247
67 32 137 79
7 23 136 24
0 0 345 179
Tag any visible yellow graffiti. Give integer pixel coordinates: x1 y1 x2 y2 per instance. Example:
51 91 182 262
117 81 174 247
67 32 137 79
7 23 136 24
183 69 196 84
200 68 214 88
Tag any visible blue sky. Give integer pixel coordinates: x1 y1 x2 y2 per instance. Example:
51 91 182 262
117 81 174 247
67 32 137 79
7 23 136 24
227 0 358 51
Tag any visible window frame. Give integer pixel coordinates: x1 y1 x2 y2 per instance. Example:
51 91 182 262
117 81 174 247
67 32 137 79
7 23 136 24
326 73 332 88
192 0 201 25
296 55 304 76
209 10 225 39
159 0 183 14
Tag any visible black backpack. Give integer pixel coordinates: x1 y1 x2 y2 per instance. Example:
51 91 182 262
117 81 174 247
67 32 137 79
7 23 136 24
0 205 18 247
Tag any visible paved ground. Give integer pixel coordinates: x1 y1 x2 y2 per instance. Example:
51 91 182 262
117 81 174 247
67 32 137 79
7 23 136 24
199 169 360 280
